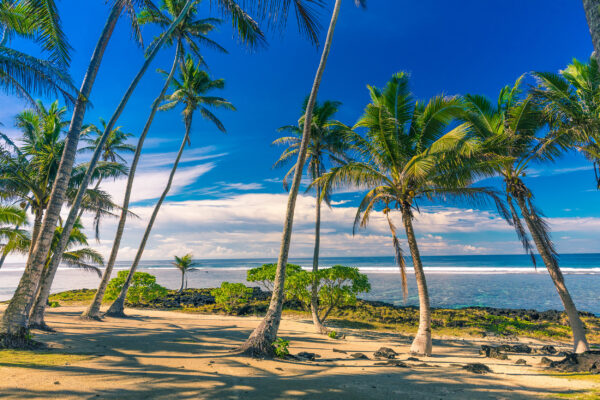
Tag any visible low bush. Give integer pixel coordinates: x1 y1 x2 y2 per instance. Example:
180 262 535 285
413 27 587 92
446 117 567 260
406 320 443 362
246 263 302 292
105 271 167 304
211 282 253 314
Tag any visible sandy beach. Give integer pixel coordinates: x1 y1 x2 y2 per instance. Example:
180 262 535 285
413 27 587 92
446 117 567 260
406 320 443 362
0 306 596 399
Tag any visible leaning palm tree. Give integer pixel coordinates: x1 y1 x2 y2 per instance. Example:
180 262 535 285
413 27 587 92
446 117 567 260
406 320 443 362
463 76 590 353
583 0 600 65
315 72 500 356
532 57 600 189
239 0 366 358
273 97 349 334
172 253 197 292
105 56 234 317
83 0 228 320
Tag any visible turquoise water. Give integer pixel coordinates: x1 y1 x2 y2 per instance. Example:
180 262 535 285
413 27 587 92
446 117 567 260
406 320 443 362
1 254 599 314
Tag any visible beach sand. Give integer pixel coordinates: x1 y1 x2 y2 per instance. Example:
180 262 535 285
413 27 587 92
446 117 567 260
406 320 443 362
0 306 597 399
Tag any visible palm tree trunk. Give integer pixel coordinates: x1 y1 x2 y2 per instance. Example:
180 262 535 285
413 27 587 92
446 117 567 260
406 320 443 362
237 0 342 358
515 196 590 353
583 0 600 65
82 44 183 320
104 117 191 317
310 185 327 334
179 271 185 292
0 4 123 345
401 207 432 356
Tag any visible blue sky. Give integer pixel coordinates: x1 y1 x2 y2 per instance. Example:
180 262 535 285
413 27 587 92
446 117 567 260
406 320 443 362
2 0 600 261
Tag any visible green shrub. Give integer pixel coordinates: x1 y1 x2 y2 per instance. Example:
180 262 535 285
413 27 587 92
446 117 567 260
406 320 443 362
48 301 60 308
105 271 167 304
273 337 290 358
328 330 338 339
246 263 302 292
210 282 253 313
287 265 371 323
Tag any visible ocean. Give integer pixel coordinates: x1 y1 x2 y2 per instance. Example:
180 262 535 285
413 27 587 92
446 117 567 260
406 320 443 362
1 253 599 314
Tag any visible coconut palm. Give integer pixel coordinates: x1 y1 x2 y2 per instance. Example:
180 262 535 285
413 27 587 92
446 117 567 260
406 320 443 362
315 72 504 355
104 56 234 317
532 57 600 189
239 0 367 358
83 0 227 320
0 204 28 269
172 253 197 292
273 97 349 334
0 0 75 105
0 0 162 347
463 76 590 353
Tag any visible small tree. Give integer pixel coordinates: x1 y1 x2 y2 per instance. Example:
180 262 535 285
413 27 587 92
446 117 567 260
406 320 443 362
211 282 253 314
246 263 302 292
106 271 167 304
287 265 370 324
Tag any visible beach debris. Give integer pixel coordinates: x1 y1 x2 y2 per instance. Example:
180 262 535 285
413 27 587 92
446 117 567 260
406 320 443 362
515 359 527 365
332 348 347 354
463 363 492 374
413 363 433 368
350 352 369 359
547 351 600 373
539 357 553 366
297 352 320 361
479 345 508 360
498 344 532 354
373 347 398 359
374 359 408 368
275 367 283 371
407 356 420 361
53 381 60 385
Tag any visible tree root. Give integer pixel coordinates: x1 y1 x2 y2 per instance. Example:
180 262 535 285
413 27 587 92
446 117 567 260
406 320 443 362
0 328 45 349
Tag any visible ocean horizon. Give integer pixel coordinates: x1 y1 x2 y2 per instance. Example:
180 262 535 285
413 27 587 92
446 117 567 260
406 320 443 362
2 253 599 315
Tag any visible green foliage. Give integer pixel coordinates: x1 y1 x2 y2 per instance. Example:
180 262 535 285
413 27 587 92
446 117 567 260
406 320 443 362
246 263 302 292
105 271 167 304
273 337 290 358
210 282 253 314
328 330 338 339
287 265 371 323
48 301 60 308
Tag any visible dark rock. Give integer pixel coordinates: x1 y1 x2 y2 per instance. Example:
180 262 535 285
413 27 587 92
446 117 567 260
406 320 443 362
350 353 369 359
480 345 508 360
515 359 527 365
548 351 600 373
332 348 347 354
463 363 492 374
540 357 553 366
297 352 320 361
373 347 397 359
540 345 558 354
53 381 60 385
407 356 419 361
498 344 532 354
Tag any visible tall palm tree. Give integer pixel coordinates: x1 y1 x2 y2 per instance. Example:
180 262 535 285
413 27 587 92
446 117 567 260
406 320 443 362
0 205 28 268
532 57 600 189
83 0 228 320
463 76 590 353
172 253 197 292
315 72 499 356
0 0 161 347
238 0 366 358
105 56 234 317
0 0 75 105
273 97 349 334
583 0 600 66
27 119 134 328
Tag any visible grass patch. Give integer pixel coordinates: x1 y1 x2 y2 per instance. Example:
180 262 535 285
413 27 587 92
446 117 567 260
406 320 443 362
0 350 94 367
548 372 600 399
49 289 97 305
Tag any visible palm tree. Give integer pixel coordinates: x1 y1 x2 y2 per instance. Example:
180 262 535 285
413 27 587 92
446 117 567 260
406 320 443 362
172 253 197 292
0 205 28 269
583 0 600 66
27 119 134 328
238 0 366 358
463 76 590 353
532 57 600 189
105 56 234 317
315 72 500 356
0 0 75 105
273 98 349 334
83 0 228 320
0 0 160 347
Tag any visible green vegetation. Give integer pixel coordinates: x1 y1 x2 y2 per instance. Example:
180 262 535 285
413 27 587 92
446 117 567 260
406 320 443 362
0 350 94 367
273 338 290 359
210 282 253 314
551 373 600 399
105 271 167 304
246 263 303 292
